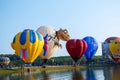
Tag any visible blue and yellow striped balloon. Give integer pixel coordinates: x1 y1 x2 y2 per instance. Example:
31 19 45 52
11 29 44 63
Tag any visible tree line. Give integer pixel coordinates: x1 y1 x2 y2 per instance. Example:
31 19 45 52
0 54 102 67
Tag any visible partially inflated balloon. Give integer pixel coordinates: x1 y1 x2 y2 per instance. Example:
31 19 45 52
103 37 120 61
11 29 44 64
109 39 120 62
36 26 58 60
37 26 70 67
66 39 88 63
83 36 98 60
103 37 120 55
0 57 10 65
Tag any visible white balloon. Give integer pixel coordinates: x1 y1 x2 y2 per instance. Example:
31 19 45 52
36 26 59 59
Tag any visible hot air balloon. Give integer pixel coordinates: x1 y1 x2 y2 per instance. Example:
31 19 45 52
36 26 70 66
83 36 98 61
102 37 120 61
66 39 88 64
109 39 120 62
0 57 10 65
11 29 44 65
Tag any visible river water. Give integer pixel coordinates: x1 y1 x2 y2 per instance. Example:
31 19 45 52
0 65 120 80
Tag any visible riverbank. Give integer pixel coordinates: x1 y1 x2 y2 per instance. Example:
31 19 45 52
0 66 86 75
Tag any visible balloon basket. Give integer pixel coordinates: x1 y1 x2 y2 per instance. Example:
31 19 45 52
25 63 32 67
25 63 32 73
27 68 30 73
42 59 48 68
86 59 92 66
73 62 76 66
42 65 47 68
73 61 78 67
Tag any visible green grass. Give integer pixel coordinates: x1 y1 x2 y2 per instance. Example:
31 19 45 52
0 68 20 74
0 66 86 75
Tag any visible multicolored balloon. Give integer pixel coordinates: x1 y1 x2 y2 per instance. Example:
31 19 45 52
11 29 44 64
0 57 10 65
103 37 120 61
83 36 98 61
66 39 88 63
109 39 120 62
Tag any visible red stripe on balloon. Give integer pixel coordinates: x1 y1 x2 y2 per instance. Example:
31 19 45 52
22 49 26 60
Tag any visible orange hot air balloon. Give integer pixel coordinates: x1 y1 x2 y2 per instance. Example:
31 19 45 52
11 29 44 65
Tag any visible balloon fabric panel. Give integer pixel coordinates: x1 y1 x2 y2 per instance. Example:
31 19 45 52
43 34 49 56
29 30 36 43
20 30 27 45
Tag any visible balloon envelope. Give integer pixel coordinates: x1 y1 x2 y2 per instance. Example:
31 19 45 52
83 36 98 60
36 26 58 59
66 39 88 62
109 39 120 62
102 37 120 61
11 29 44 63
0 57 10 65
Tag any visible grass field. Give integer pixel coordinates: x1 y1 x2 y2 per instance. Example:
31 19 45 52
0 66 86 75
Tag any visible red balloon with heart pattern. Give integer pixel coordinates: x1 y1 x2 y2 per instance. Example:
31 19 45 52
66 39 88 63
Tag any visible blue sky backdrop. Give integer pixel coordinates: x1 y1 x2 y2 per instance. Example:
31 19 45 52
0 0 120 57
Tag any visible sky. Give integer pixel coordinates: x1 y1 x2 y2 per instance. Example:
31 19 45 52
0 0 120 57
